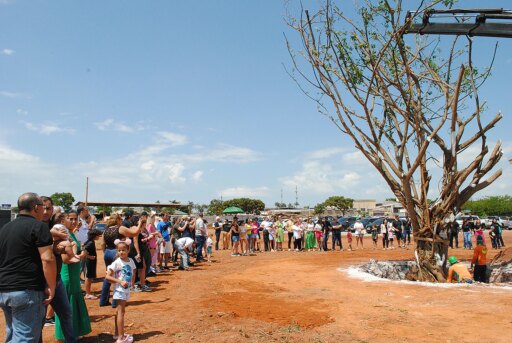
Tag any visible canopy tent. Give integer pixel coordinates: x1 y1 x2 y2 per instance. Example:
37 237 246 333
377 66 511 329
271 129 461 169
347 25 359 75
223 206 244 214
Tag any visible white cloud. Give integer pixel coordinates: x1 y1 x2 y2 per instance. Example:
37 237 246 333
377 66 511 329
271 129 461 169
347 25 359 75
220 186 270 198
342 150 366 164
185 144 261 163
16 109 28 116
94 118 134 133
157 131 187 146
23 121 75 135
0 91 26 99
140 160 155 171
166 163 186 184
0 144 39 162
191 170 203 182
1 48 14 55
305 147 346 159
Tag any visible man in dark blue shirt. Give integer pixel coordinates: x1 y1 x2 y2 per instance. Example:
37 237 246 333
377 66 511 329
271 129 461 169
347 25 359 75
321 218 332 251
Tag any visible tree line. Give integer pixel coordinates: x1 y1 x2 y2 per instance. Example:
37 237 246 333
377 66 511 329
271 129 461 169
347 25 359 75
462 196 512 217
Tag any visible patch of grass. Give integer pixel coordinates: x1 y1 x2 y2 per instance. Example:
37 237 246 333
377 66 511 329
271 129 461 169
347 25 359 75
280 322 302 333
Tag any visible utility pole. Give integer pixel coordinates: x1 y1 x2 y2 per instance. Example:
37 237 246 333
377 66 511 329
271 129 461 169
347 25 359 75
295 186 299 208
281 188 283 204
85 177 89 207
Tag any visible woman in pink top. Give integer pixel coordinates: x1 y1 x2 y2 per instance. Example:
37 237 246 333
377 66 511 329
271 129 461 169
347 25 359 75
146 214 161 270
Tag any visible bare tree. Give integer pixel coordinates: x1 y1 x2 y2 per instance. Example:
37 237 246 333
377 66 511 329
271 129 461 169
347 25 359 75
287 0 503 281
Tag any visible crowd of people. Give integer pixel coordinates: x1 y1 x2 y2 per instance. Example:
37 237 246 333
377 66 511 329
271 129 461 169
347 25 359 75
0 192 506 342
210 215 414 254
448 217 506 250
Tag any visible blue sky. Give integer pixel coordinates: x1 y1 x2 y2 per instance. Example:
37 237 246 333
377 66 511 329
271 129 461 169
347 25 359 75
1 0 511 208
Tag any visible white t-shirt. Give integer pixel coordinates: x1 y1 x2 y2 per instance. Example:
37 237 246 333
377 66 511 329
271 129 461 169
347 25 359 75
195 218 207 237
108 257 136 300
354 222 364 235
176 237 194 250
292 225 303 239
306 223 315 232
76 217 89 245
206 237 213 247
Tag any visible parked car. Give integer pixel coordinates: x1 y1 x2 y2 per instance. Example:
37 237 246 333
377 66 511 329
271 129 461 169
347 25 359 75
487 216 509 229
454 215 480 227
337 216 358 230
93 222 107 232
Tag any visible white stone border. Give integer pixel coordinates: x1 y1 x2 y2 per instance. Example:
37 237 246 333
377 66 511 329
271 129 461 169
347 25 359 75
339 266 512 291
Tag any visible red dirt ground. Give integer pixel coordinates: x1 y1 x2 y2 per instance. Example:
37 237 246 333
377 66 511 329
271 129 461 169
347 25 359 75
2 232 512 342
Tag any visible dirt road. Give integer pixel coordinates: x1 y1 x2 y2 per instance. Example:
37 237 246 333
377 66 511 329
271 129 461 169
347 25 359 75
3 233 512 342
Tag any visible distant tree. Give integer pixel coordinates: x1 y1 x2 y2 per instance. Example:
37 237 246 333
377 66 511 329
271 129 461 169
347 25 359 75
224 198 266 215
287 203 294 208
207 199 225 215
314 202 326 215
274 202 287 209
11 207 19 214
50 192 75 212
193 203 208 214
324 196 353 215
96 205 113 215
463 196 512 217
385 198 397 202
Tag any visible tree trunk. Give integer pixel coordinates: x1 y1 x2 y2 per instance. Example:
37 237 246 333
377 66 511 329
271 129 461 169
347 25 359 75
406 227 449 282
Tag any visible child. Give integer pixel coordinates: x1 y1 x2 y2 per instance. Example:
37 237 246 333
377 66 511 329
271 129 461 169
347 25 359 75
83 229 103 300
51 215 80 263
106 239 136 343
206 234 213 262
347 229 353 251
388 222 395 249
371 224 378 249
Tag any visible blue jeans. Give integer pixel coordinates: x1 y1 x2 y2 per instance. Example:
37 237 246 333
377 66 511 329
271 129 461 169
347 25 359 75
323 232 330 250
176 244 190 269
332 230 342 250
99 248 118 307
463 231 472 249
196 235 206 260
47 280 76 343
0 289 45 342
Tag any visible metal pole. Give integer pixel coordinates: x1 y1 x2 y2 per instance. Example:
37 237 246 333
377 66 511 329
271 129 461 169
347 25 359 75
85 177 89 207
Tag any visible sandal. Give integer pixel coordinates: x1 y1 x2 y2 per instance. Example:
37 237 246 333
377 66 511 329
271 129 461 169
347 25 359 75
84 294 98 300
116 334 134 343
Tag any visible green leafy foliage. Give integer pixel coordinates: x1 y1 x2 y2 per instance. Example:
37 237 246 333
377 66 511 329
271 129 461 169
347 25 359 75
50 192 75 212
462 196 512 216
207 198 266 215
323 196 354 215
314 202 327 215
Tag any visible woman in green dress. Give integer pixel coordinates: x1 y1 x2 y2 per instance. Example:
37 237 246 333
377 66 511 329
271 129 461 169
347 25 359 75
305 218 317 251
55 210 92 340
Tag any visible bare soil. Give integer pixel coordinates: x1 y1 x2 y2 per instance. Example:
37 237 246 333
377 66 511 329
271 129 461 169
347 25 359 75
3 232 512 342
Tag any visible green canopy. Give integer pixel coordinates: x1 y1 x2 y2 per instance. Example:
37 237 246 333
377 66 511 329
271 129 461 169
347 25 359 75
223 206 244 214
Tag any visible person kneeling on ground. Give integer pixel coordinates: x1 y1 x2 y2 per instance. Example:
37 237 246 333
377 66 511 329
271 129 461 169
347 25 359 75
471 235 488 283
446 256 472 283
174 237 196 271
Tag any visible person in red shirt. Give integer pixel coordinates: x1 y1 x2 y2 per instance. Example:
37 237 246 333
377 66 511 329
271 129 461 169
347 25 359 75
471 235 487 283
